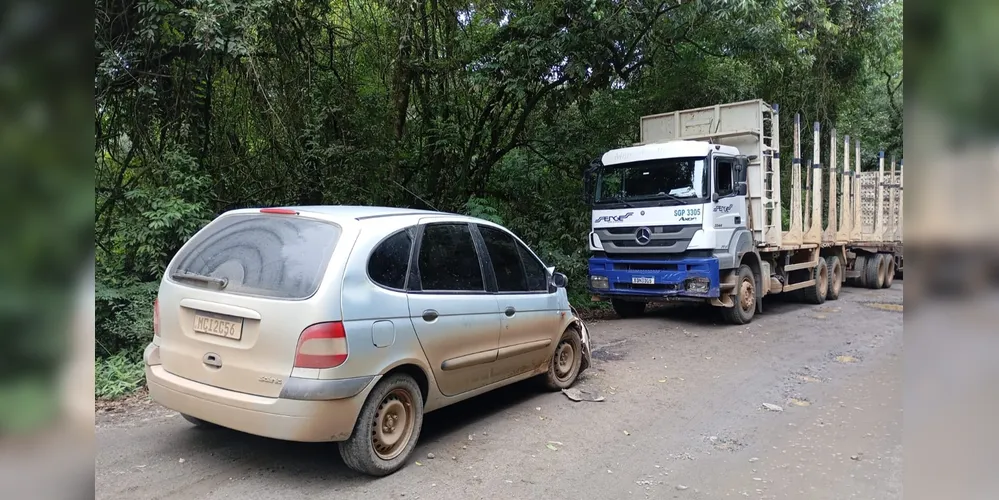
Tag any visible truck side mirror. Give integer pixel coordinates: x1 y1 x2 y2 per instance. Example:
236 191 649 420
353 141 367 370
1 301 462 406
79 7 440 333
735 182 748 196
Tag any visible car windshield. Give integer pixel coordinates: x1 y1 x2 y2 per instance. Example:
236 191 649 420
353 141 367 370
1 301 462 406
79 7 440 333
594 157 708 204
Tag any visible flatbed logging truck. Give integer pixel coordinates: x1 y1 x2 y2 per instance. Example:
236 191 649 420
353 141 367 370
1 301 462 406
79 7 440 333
583 99 903 324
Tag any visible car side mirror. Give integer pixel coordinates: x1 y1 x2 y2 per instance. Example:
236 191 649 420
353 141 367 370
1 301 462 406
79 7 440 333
551 272 568 288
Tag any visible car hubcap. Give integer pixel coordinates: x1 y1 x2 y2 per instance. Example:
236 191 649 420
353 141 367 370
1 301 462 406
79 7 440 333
740 278 755 312
371 389 414 460
555 342 574 379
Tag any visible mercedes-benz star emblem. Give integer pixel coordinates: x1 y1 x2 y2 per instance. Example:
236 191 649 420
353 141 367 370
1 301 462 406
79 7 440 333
635 227 652 246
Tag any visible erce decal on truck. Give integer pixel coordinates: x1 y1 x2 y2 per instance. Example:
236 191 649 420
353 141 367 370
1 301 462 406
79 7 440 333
594 212 634 224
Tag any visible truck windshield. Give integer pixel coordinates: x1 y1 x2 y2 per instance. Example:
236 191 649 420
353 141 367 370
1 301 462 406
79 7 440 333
594 157 708 204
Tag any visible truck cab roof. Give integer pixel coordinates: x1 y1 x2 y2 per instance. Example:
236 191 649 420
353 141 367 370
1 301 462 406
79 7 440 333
601 140 740 166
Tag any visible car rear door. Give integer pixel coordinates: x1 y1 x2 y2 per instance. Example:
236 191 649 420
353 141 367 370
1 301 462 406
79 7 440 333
157 211 349 398
474 224 560 381
406 221 502 397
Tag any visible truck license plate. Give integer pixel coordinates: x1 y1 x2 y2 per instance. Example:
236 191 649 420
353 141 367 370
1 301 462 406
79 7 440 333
632 276 655 285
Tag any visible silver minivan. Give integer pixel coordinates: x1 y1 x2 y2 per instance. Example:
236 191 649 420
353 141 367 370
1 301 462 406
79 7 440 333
144 206 592 476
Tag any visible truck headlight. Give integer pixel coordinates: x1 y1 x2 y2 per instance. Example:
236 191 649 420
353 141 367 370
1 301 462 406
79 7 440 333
685 277 710 293
589 275 609 290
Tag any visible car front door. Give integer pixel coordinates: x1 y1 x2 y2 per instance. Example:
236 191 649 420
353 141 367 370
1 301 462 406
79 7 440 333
474 224 560 381
407 221 502 397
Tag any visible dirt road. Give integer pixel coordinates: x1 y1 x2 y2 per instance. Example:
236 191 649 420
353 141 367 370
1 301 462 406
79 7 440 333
96 285 902 500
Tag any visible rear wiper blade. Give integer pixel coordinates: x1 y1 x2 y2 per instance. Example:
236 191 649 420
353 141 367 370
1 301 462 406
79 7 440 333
172 271 228 289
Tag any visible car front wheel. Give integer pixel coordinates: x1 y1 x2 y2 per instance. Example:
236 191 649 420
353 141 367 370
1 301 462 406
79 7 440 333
543 327 583 390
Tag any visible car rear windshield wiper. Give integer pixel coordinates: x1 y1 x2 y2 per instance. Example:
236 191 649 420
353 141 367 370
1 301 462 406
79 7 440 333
172 271 228 289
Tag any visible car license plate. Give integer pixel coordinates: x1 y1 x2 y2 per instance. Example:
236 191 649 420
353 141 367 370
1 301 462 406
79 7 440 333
193 311 244 340
632 276 655 285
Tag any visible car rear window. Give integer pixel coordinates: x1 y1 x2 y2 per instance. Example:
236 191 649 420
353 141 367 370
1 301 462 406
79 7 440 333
169 214 342 299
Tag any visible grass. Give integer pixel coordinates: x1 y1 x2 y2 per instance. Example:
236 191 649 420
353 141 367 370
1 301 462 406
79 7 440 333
96 352 145 400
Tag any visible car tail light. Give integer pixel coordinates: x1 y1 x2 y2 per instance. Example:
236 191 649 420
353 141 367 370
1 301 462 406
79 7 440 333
153 298 161 338
294 322 348 368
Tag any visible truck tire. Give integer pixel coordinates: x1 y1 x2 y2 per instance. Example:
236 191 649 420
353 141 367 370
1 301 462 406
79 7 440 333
611 299 646 319
852 255 868 287
825 256 843 300
800 258 829 305
882 254 896 288
864 253 885 289
722 265 756 325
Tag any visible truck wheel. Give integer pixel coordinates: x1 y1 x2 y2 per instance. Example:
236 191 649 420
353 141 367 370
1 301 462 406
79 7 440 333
864 253 885 289
722 265 756 325
882 254 896 288
801 258 829 305
825 256 843 300
852 255 868 287
612 299 646 319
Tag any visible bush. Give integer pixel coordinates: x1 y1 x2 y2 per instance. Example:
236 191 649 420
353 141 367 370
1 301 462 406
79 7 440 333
95 352 145 400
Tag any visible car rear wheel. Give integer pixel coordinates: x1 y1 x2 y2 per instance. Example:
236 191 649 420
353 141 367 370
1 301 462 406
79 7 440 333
543 327 583 390
339 374 424 477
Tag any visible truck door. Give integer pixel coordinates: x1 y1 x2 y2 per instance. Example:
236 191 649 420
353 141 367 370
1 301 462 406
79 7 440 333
712 155 748 236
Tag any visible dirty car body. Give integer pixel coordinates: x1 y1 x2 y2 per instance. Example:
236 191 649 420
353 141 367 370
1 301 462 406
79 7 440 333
144 205 591 476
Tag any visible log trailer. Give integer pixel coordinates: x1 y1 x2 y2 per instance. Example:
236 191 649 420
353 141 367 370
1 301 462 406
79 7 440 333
583 99 903 324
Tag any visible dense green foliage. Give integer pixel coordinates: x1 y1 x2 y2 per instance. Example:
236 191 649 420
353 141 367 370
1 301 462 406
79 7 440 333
95 0 902 390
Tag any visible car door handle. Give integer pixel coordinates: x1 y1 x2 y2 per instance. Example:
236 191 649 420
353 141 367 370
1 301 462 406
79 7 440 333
504 307 516 317
422 309 439 322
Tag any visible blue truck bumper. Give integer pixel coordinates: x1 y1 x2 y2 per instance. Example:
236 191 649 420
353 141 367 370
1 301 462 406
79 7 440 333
587 256 721 299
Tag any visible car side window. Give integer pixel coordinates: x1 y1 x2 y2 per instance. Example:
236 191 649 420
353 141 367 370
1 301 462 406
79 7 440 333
478 225 528 292
416 223 485 292
516 242 549 292
368 227 415 290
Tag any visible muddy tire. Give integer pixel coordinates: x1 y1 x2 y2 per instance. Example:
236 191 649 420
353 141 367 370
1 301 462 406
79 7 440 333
722 265 756 325
825 256 843 301
339 374 424 477
180 413 217 428
864 253 885 289
543 327 583 390
852 255 869 287
800 258 829 305
882 254 896 288
611 299 646 319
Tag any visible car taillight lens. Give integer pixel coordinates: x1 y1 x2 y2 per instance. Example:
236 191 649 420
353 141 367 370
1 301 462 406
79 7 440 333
153 298 161 338
294 322 348 369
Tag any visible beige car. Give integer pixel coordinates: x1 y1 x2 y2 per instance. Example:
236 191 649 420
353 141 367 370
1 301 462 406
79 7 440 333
144 206 592 476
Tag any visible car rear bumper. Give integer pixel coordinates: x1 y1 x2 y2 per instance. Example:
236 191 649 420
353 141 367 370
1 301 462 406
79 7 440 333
145 353 377 442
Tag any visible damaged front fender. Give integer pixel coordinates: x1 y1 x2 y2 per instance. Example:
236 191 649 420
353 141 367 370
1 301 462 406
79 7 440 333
568 306 593 373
